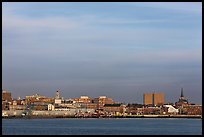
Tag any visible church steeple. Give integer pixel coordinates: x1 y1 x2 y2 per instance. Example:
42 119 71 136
55 90 60 99
177 87 188 105
180 88 184 98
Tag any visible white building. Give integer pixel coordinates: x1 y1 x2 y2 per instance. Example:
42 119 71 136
48 104 55 111
55 99 62 104
99 96 106 99
80 96 89 99
163 105 179 114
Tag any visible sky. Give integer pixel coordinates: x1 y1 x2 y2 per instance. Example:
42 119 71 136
2 2 202 104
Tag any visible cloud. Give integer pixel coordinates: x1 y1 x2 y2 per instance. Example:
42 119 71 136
2 2 202 104
3 15 83 34
129 2 202 14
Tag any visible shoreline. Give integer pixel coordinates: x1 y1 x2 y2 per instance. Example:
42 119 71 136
2 115 202 119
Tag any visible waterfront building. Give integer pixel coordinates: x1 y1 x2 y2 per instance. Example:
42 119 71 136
103 104 123 113
143 92 164 106
137 108 144 115
182 105 202 115
31 104 48 111
8 98 26 110
126 103 144 115
143 107 161 115
9 104 26 110
163 105 179 114
2 101 10 110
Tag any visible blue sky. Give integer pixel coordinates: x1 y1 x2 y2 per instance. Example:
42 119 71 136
2 2 202 104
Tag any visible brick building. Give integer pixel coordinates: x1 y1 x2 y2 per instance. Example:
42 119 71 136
2 90 13 110
92 96 114 109
2 90 12 102
143 92 164 106
103 104 124 113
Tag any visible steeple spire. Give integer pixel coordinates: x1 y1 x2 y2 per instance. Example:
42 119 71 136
181 88 184 97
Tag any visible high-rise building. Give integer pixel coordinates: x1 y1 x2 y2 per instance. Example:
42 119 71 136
143 93 152 105
153 93 165 105
143 92 164 106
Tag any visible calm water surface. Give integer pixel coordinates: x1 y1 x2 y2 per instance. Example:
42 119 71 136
2 118 202 135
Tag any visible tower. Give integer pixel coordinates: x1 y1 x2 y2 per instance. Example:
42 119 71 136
180 88 184 98
152 93 155 107
178 88 188 104
179 88 185 100
55 90 60 99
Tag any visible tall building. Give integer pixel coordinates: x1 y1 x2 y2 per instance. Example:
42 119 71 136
143 92 164 106
2 90 12 110
143 93 152 105
154 93 165 105
2 90 12 102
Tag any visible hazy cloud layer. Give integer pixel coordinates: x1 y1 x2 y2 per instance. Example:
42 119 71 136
2 2 202 104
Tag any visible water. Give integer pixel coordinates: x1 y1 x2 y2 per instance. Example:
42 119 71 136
2 118 202 135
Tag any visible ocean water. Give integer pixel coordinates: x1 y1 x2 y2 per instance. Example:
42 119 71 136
2 118 202 135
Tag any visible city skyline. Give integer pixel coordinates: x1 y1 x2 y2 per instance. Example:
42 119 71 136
2 88 193 105
2 2 202 104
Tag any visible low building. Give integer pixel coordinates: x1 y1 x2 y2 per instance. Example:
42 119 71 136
92 96 114 109
2 101 10 110
163 105 179 114
103 104 124 113
143 107 161 115
182 105 202 115
73 96 91 103
126 104 144 115
9 105 26 110
25 94 54 105
82 103 98 109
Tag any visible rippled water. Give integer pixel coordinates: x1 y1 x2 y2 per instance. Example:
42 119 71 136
2 118 202 135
